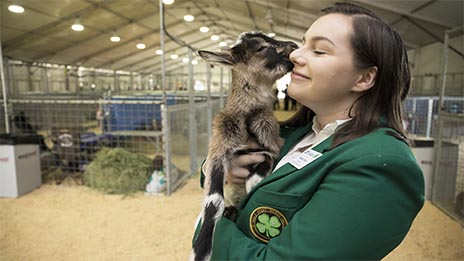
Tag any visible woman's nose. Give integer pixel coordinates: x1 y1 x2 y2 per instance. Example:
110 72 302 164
289 47 305 67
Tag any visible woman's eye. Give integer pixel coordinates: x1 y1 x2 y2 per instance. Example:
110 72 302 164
313 50 326 55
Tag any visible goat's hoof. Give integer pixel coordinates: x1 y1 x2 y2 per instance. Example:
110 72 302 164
223 206 238 221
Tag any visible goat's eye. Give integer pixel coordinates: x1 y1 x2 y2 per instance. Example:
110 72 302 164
256 46 267 52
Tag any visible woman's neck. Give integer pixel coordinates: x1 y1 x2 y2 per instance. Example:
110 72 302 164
315 110 352 129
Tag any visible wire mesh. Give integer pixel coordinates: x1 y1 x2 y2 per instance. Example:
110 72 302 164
404 96 464 137
4 95 224 194
8 98 167 184
432 113 464 223
162 99 223 195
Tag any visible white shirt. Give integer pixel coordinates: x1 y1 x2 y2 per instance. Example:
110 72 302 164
273 117 351 172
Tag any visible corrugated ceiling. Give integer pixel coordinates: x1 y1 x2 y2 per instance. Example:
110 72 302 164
1 0 463 73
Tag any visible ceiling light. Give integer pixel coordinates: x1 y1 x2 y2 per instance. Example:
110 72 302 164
182 58 190 63
170 54 179 60
219 41 227 47
155 49 164 55
71 19 85 32
110 35 121 42
136 42 146 49
162 0 174 4
191 60 198 65
200 26 209 33
8 4 25 13
184 14 195 22
210 35 220 41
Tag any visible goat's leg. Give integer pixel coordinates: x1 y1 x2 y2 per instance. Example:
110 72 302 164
192 113 247 261
245 111 282 192
192 157 226 261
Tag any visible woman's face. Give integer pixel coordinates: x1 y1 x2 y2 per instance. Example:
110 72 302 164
288 13 364 117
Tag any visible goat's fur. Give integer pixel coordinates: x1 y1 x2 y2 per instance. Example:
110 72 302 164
190 32 297 261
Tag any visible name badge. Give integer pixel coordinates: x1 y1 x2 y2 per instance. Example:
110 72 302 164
289 149 323 169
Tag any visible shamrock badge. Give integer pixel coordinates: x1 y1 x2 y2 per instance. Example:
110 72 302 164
250 207 288 243
256 213 282 237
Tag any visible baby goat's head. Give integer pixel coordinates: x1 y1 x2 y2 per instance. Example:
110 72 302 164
198 32 298 85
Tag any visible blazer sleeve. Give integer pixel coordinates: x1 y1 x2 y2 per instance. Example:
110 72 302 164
211 154 425 260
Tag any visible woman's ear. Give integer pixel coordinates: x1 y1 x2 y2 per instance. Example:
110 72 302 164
352 66 378 93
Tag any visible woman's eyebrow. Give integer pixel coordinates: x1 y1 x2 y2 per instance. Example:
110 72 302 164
310 36 336 46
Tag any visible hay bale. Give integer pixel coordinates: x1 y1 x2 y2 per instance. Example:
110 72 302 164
84 147 154 195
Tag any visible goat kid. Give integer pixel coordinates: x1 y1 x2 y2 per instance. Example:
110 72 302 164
191 32 297 261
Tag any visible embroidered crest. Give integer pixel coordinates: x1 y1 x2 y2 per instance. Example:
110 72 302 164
249 207 288 243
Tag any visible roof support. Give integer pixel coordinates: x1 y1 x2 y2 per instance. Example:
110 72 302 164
405 17 464 58
3 0 118 50
245 0 259 30
352 0 456 28
34 12 156 61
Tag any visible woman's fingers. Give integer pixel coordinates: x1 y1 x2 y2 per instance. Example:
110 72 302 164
234 153 265 167
226 153 266 184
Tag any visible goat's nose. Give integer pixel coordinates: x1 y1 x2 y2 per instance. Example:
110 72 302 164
289 42 298 51
282 41 298 54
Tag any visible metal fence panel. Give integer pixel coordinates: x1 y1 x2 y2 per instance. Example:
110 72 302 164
404 96 464 138
162 99 222 195
7 98 166 185
432 113 464 223
4 96 224 195
0 101 5 134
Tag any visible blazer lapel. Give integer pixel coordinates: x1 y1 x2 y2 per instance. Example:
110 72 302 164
274 123 313 166
258 128 334 188
238 123 333 209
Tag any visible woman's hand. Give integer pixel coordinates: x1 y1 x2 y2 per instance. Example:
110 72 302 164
226 139 265 185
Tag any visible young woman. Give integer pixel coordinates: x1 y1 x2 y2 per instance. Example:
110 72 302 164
193 2 424 260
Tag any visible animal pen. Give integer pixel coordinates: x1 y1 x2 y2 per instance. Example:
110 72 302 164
0 55 226 196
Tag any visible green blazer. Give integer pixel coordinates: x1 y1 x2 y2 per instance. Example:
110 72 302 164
196 122 425 260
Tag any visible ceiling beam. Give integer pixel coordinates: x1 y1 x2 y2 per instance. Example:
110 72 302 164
210 0 240 33
133 38 222 72
69 15 197 65
404 17 464 58
244 0 259 30
70 4 207 66
102 26 238 72
199 6 307 38
117 8 304 72
246 0 320 20
131 34 238 72
34 12 157 61
103 24 210 69
210 14 303 42
3 0 118 50
352 0 456 29
87 0 157 31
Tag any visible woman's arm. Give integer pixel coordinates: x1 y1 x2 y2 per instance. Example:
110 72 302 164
211 154 425 260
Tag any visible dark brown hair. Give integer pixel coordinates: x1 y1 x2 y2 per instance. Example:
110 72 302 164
281 2 411 148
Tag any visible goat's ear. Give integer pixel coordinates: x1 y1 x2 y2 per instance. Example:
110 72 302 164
198 50 233 66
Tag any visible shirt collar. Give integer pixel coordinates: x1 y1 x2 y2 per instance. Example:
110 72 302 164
312 116 352 135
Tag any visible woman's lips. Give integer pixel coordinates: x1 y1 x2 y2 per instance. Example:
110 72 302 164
291 71 310 80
